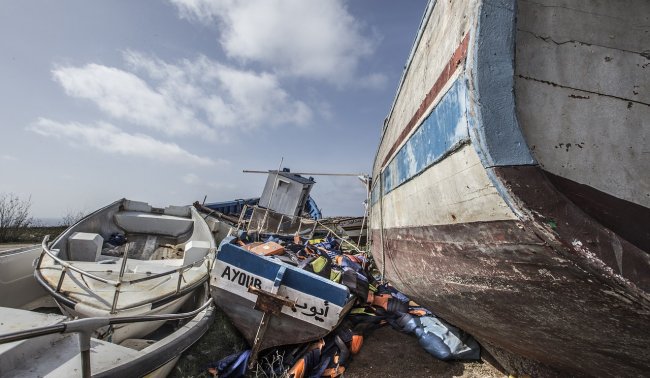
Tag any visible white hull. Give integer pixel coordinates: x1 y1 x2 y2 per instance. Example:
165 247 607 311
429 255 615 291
58 291 193 343
0 296 214 377
35 199 216 342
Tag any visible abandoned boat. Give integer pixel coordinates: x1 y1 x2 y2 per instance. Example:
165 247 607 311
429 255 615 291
0 245 53 310
212 240 354 350
202 168 323 220
210 207 354 355
370 0 650 377
0 292 213 377
34 199 215 343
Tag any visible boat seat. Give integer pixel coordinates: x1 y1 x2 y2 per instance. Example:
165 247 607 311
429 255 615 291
68 232 103 262
183 240 211 265
114 212 193 237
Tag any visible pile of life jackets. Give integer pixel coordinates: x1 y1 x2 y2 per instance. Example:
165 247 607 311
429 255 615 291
207 234 480 378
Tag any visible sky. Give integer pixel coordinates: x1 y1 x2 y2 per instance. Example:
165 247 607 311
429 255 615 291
0 0 428 220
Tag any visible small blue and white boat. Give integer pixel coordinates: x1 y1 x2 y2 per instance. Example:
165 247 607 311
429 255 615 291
210 239 355 353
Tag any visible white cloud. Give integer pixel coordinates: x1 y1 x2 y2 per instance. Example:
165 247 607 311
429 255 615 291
28 118 220 166
169 0 384 86
52 64 213 137
51 53 312 138
125 52 312 129
1 155 17 161
211 64 312 126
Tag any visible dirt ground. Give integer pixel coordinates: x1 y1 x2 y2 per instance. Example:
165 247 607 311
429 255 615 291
344 326 504 378
172 308 505 378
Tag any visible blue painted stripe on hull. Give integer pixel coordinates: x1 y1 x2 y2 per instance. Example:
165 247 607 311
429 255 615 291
217 243 349 306
371 180 381 206
382 78 469 195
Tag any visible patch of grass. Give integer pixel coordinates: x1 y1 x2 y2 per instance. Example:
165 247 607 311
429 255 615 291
170 307 247 378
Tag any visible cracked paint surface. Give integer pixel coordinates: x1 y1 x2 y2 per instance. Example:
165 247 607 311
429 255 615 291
370 0 650 376
515 0 650 211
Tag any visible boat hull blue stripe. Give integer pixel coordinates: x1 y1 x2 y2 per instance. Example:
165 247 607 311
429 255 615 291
217 243 349 306
382 78 469 195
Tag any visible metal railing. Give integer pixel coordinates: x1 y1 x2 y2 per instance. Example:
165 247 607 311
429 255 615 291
36 235 214 314
0 298 213 378
238 205 318 239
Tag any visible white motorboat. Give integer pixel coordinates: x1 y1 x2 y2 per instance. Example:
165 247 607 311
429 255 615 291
34 199 215 343
0 294 214 377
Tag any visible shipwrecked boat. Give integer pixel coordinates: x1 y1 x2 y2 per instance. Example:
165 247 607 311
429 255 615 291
34 199 215 343
203 168 322 220
0 294 214 377
209 206 356 361
213 238 355 348
370 0 650 376
200 168 369 248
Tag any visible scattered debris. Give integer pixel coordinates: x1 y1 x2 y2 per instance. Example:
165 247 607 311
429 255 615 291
206 228 480 377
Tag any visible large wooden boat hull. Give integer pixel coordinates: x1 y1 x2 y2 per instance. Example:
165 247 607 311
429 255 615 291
370 1 650 376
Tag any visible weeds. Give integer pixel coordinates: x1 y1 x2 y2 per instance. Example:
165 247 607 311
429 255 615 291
170 308 247 378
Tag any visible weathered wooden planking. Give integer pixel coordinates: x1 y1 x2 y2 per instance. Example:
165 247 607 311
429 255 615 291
369 0 650 376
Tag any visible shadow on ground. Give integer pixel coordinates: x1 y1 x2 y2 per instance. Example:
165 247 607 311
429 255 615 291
345 326 503 377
